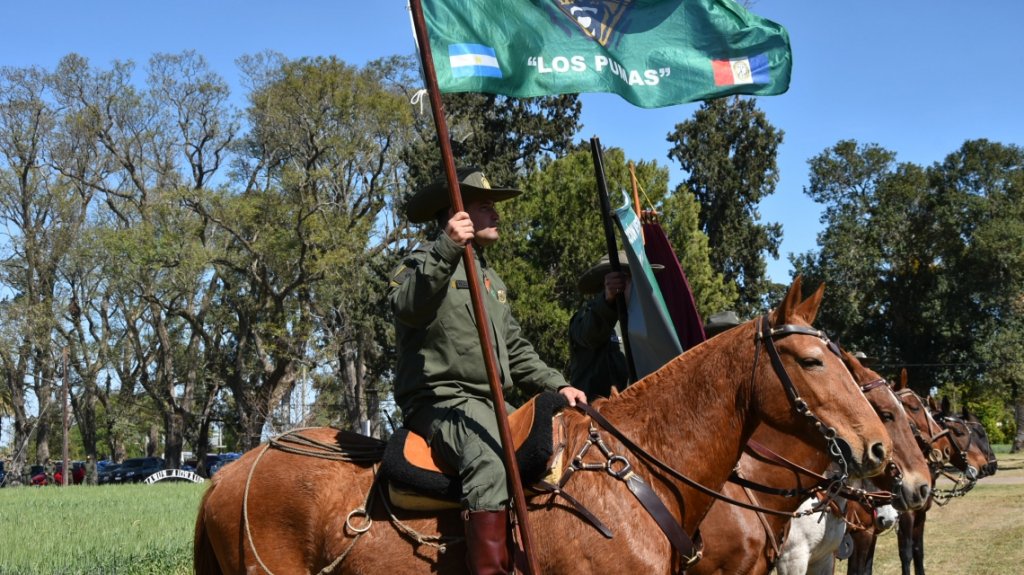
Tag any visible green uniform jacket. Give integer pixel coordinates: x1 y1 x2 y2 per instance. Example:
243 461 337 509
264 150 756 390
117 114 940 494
389 234 567 420
568 293 628 400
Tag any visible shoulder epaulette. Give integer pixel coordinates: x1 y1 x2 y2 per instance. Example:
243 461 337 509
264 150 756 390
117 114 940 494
390 242 434 287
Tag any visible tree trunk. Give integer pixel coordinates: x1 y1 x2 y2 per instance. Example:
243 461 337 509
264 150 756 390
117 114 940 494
1013 381 1023 453
163 411 185 468
146 424 160 457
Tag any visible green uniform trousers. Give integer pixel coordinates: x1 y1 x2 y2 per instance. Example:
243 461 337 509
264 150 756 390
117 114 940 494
406 400 511 512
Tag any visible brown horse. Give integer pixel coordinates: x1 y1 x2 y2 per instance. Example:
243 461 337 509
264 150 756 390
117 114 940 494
840 372 941 575
194 279 892 574
692 350 931 575
892 381 998 575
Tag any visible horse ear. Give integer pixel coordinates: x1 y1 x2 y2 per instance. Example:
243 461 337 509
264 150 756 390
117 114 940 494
961 404 969 418
772 276 804 325
793 282 826 324
839 347 856 369
941 396 951 414
894 370 907 391
928 396 938 411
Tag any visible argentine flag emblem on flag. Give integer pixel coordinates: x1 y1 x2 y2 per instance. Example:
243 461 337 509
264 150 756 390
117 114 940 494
449 43 502 78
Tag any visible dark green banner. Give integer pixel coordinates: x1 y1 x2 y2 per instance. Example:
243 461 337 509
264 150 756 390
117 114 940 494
422 0 791 108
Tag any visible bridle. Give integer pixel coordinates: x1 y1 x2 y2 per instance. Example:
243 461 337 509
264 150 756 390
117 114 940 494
857 378 905 499
893 388 980 504
935 413 977 465
894 388 950 469
729 374 899 511
929 413 981 504
753 315 852 483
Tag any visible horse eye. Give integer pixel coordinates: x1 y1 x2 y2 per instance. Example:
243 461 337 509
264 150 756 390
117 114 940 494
879 412 895 422
799 357 823 368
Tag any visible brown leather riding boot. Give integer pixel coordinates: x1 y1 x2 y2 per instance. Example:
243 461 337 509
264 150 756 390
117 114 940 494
463 509 513 575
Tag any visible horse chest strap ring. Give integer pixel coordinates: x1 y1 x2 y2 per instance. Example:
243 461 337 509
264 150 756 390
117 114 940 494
571 426 632 477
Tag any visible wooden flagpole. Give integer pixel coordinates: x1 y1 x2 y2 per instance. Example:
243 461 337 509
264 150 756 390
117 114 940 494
408 2 541 573
628 161 645 243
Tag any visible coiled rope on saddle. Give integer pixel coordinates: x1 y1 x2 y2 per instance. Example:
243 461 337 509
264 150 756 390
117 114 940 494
242 427 386 575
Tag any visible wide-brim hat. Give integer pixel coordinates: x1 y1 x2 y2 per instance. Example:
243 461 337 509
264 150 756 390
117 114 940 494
405 166 522 223
577 251 664 293
704 310 741 337
851 350 877 367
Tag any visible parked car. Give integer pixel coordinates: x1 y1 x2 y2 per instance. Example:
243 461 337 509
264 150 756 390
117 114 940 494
208 452 241 476
97 463 122 485
111 457 165 484
182 454 222 478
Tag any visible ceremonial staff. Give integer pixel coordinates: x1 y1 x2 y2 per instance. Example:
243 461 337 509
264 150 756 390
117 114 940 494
408 2 542 573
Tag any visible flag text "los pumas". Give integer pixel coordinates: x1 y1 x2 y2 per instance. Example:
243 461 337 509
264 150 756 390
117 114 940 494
527 55 670 86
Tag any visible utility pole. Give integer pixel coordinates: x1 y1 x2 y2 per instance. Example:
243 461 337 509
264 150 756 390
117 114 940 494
61 347 70 487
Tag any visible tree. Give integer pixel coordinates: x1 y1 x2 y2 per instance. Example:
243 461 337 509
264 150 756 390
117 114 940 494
666 97 783 317
795 139 1024 446
201 54 416 446
927 140 1024 449
0 63 82 477
46 52 235 468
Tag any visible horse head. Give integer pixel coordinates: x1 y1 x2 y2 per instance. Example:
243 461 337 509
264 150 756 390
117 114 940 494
935 397 998 479
893 372 957 473
751 277 891 480
841 351 931 511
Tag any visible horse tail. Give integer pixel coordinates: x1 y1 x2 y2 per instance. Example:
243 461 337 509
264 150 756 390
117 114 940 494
193 486 223 575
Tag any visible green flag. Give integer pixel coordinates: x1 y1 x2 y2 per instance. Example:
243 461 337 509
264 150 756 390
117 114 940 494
421 0 791 108
614 193 683 377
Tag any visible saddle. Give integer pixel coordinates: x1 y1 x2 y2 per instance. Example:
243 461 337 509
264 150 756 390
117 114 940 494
380 392 568 511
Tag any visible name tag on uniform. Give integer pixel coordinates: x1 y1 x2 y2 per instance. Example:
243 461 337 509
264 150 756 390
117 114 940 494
450 280 470 289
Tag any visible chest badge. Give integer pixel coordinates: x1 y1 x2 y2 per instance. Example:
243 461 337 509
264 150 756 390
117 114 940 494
497 289 506 303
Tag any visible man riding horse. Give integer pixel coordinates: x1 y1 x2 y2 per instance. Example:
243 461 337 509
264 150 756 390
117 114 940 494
389 167 587 574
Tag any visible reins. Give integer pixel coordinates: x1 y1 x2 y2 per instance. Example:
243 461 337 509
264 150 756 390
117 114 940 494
731 438 894 510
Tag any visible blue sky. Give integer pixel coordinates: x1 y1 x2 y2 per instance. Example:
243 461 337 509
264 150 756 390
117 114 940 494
4 1 1023 282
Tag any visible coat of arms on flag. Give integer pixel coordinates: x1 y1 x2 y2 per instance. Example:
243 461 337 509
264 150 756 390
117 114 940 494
551 0 636 47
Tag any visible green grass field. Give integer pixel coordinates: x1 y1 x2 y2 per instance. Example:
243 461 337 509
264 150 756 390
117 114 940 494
0 482 205 575
860 449 1024 575
0 451 1020 574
